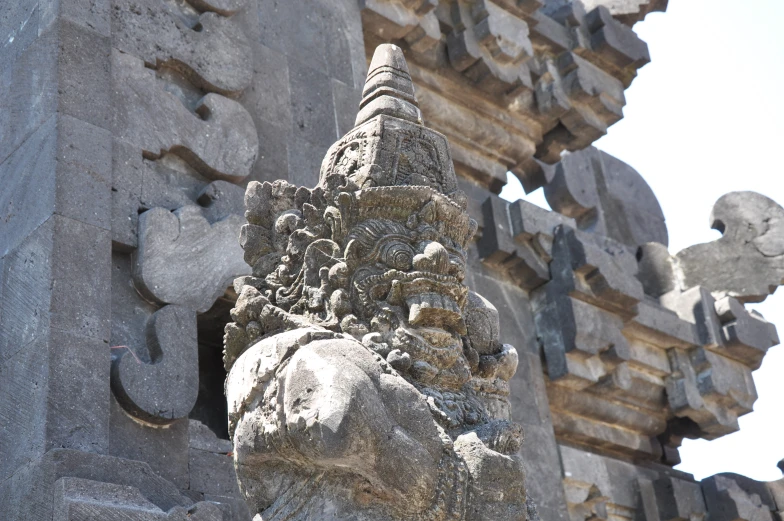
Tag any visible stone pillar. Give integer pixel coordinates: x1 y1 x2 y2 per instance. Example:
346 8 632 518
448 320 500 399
0 0 113 487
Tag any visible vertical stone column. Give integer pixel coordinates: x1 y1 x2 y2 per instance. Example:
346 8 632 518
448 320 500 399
0 0 112 484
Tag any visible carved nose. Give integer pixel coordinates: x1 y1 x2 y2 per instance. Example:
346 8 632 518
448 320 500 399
413 242 450 274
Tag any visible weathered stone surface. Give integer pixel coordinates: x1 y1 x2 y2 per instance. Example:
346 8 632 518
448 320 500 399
108 397 191 490
0 215 112 475
357 0 655 193
446 0 535 96
636 242 677 297
189 0 250 16
54 115 113 231
5 1 784 521
666 345 757 438
112 0 252 94
0 22 74 167
289 58 340 146
0 116 56 258
544 146 668 249
653 286 771 439
197 181 247 223
111 51 258 182
478 195 551 290
702 474 776 521
582 0 668 25
676 191 784 303
5 449 197 521
189 419 232 454
579 5 650 73
476 192 583 293
532 52 627 165
527 217 765 458
0 0 40 65
109 256 194 481
226 44 533 520
560 444 704 521
714 296 779 369
189 448 240 498
0 336 48 483
531 228 657 457
361 0 440 59
768 474 784 516
53 477 223 521
1 29 111 253
256 0 365 87
111 305 199 424
200 494 251 521
648 475 707 521
133 206 249 313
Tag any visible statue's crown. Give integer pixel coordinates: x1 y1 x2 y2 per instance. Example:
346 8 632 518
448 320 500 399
319 44 460 200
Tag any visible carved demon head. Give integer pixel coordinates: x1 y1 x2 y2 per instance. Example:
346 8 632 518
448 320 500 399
224 45 517 400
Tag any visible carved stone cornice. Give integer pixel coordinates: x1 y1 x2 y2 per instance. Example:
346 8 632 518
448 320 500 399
360 0 655 194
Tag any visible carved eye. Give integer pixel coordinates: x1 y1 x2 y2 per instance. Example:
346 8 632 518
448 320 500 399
449 254 466 279
381 241 414 270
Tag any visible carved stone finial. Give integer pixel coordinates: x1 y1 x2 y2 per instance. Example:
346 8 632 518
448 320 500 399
355 43 422 126
321 44 462 206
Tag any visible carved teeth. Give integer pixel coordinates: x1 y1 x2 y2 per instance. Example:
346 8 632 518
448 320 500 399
407 292 465 334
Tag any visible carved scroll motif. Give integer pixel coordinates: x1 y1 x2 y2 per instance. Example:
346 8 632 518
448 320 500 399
111 305 199 425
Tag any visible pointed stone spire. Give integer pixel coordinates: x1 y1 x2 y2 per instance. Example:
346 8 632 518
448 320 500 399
354 44 422 127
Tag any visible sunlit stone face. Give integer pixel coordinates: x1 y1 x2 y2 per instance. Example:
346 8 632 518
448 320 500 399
342 211 474 389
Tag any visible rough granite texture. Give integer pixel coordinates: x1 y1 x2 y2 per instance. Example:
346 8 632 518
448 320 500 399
0 0 782 520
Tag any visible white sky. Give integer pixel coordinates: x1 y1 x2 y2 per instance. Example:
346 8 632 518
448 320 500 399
500 0 784 482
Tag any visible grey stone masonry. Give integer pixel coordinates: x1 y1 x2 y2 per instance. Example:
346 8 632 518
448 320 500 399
1 0 782 520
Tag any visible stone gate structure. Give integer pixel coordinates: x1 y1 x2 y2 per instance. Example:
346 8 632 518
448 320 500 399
1 0 783 520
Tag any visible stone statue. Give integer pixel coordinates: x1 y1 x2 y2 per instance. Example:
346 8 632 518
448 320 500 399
224 44 536 521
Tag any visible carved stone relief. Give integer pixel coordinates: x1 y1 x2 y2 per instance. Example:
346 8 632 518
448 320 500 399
111 305 199 424
133 206 249 313
111 51 258 183
360 0 653 193
543 146 668 249
470 145 780 460
109 0 256 432
675 191 784 304
111 0 253 95
225 44 537 521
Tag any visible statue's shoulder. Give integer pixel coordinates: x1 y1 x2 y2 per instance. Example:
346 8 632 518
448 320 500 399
225 328 342 418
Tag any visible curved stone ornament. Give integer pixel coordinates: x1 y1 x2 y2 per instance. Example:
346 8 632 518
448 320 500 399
676 191 784 303
544 146 668 248
112 51 259 182
111 305 199 425
112 0 253 94
133 206 250 313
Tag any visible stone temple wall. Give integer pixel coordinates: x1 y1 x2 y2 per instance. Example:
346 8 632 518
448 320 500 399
0 0 782 520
